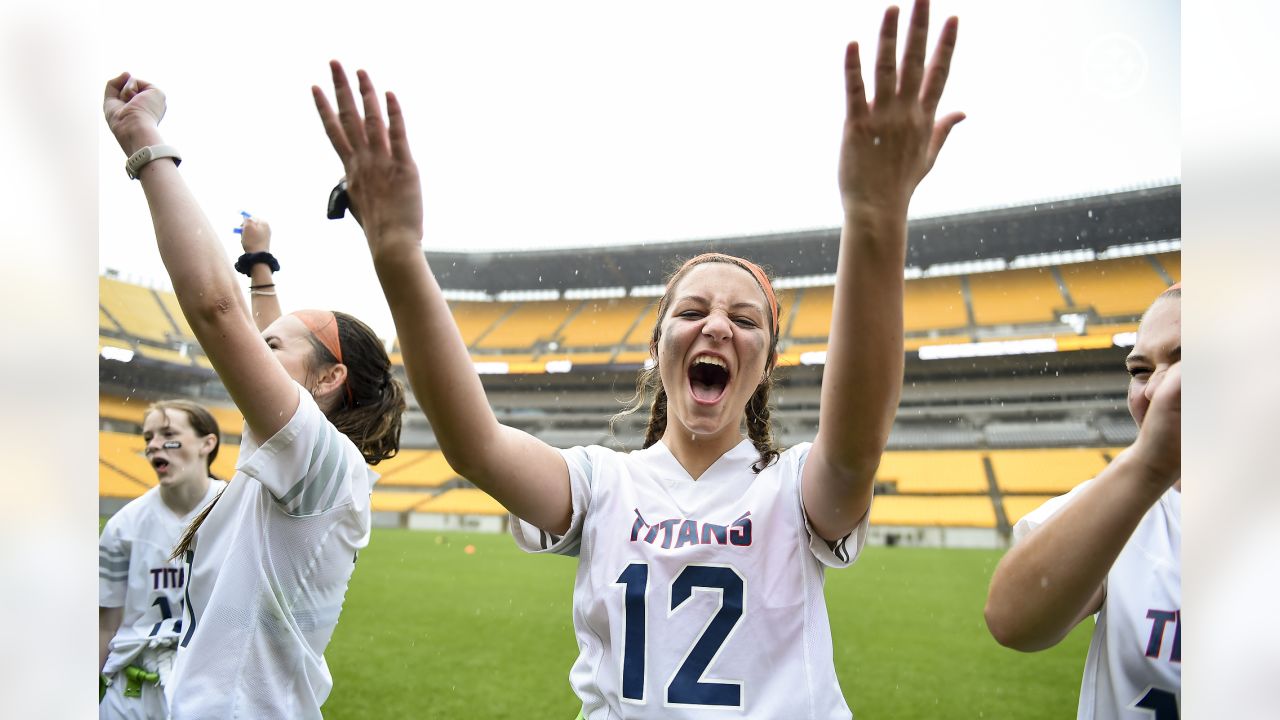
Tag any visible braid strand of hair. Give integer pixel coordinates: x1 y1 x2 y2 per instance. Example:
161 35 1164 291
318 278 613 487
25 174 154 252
746 381 780 473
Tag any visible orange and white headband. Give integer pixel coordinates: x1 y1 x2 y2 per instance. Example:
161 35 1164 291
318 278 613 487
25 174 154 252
669 253 779 337
291 310 354 406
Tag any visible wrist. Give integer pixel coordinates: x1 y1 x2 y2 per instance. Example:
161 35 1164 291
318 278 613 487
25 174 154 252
117 126 165 158
1110 446 1179 496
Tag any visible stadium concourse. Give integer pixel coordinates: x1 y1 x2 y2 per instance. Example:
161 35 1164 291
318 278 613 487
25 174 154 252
100 182 1179 549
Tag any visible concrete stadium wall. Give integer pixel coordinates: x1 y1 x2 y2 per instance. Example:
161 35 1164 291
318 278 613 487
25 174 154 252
408 512 507 534
867 525 1003 549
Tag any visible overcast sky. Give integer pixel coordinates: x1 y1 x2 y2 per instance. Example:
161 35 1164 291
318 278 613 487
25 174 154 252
98 0 1179 339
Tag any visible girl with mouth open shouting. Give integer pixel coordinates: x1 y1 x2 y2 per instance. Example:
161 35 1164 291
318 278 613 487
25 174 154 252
313 0 962 716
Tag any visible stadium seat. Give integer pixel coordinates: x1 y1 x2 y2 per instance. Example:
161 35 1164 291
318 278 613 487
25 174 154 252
370 491 434 513
475 301 579 351
557 298 651 349
786 286 835 340
100 277 179 345
988 448 1106 494
875 450 989 493
904 277 968 332
375 450 460 489
448 301 515 347
99 431 155 491
100 463 151 500
870 495 997 528
968 267 1066 326
1000 495 1057 527
1059 257 1167 317
417 488 506 516
1152 251 1180 283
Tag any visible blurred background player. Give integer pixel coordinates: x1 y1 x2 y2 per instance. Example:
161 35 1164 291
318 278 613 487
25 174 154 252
102 72 406 718
985 284 1182 719
310 0 961 715
99 401 225 719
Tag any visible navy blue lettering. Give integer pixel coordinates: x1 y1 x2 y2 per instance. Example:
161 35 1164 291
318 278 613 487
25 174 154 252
630 510 647 542
1145 609 1178 659
729 512 752 546
658 519 680 549
700 523 728 545
674 520 699 548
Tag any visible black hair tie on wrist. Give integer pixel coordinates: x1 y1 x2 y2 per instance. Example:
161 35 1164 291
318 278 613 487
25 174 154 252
234 251 280 276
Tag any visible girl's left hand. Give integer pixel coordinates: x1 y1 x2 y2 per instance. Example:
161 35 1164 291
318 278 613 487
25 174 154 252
839 0 964 214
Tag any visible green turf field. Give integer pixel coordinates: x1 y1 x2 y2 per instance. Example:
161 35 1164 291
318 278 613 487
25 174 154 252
314 529 1092 719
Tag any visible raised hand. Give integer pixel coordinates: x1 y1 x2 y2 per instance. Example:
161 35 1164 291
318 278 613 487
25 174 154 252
839 0 963 213
1132 361 1181 489
103 72 168 156
240 217 272 254
312 61 423 250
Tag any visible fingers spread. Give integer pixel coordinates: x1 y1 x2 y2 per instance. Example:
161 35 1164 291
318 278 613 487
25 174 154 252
898 0 930 97
924 111 965 174
844 42 869 120
872 5 900 108
330 60 367 151
920 15 958 114
386 91 414 163
358 69 390 154
313 85 353 160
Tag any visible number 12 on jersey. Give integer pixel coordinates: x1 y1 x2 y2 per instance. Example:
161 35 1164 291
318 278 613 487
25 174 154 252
614 562 746 709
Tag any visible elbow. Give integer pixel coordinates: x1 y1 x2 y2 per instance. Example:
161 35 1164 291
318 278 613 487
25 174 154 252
182 291 244 330
983 598 1055 653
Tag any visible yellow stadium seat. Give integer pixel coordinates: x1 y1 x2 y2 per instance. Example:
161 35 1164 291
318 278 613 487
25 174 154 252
905 277 969 332
370 491 434 513
155 288 197 341
100 464 151 499
623 303 660 347
1152 251 1180 283
417 488 507 516
787 287 834 340
876 451 989 493
870 495 996 528
99 431 156 490
968 267 1065 326
988 448 1107 494
449 302 514 347
374 450 459 489
558 298 650 349
476 301 579 350
1001 495 1057 527
100 277 179 345
1059 257 1167 317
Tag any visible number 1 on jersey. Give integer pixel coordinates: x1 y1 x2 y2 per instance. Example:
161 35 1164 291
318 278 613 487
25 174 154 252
614 562 745 708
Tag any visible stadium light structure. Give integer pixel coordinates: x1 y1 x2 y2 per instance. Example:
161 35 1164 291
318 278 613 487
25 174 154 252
773 273 838 290
544 360 572 374
1010 248 1097 269
1112 331 1137 348
799 351 827 366
1098 238 1181 259
101 346 134 363
918 337 1057 360
496 289 560 302
922 257 1007 278
564 286 628 300
441 289 492 302
630 284 666 298
473 361 509 374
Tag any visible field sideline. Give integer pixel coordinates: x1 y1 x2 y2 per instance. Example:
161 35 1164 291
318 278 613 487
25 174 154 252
319 529 1091 719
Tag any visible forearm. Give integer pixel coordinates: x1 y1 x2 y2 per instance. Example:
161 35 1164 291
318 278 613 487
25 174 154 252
127 131 248 334
985 449 1170 651
816 206 908 479
247 263 281 331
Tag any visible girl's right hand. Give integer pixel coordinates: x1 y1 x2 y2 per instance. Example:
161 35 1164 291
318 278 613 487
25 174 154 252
103 72 167 157
312 61 424 253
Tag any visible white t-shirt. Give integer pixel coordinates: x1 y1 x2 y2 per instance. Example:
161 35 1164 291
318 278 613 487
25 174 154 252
99 480 226 676
512 440 869 719
166 384 378 720
1014 481 1181 720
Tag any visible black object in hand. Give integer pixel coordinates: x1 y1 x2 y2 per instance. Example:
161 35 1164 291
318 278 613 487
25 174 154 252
327 179 350 220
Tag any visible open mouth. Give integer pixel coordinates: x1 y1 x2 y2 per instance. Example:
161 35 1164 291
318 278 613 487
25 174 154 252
688 354 730 404
151 457 171 473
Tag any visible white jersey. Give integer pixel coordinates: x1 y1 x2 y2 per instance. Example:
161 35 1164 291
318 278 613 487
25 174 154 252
166 384 378 720
99 480 227 676
512 440 869 719
1014 481 1181 720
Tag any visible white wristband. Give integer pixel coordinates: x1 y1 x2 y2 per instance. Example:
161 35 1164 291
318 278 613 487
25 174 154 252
125 144 182 180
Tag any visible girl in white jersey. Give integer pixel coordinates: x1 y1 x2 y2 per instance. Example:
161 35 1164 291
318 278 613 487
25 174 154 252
99 400 226 719
102 75 407 719
986 285 1182 720
311 1 961 715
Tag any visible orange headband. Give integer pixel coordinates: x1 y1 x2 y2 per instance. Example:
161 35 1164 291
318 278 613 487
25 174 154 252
291 310 353 406
669 253 779 337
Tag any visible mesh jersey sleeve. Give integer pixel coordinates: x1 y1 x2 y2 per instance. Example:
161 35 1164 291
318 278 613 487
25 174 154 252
236 382 376 517
98 514 130 607
1011 479 1094 544
791 443 872 569
509 445 592 557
